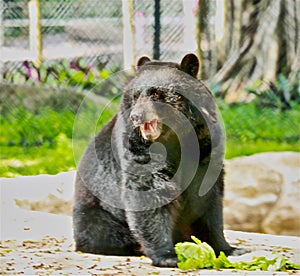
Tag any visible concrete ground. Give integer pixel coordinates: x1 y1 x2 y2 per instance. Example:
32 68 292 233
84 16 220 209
1 173 299 275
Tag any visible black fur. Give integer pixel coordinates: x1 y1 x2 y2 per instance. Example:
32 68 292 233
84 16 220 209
73 54 236 267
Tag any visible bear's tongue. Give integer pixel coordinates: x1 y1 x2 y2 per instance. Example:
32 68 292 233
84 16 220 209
144 119 157 132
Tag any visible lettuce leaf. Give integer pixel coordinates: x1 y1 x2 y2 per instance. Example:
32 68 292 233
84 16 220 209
174 236 300 271
175 236 216 270
233 255 300 271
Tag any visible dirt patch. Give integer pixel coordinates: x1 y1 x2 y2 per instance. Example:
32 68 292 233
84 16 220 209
1 224 299 275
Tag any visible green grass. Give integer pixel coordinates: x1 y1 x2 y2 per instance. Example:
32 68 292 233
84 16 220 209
0 99 119 177
0 102 299 177
220 102 300 158
0 134 74 177
225 140 299 159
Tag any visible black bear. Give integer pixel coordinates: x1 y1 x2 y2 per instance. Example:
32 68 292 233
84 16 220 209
73 54 237 267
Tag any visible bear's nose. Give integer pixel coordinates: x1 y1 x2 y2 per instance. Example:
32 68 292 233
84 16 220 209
130 111 143 125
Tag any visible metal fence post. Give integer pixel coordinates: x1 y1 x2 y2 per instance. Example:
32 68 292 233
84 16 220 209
29 0 42 68
122 0 135 69
182 0 197 53
0 0 5 79
153 0 160 60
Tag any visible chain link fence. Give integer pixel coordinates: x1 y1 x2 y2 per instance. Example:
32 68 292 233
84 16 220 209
1 0 195 81
1 0 299 178
0 0 198 177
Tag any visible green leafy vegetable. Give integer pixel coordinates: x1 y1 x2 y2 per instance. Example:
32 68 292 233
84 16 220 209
213 251 233 269
233 255 300 271
175 236 216 270
175 236 300 271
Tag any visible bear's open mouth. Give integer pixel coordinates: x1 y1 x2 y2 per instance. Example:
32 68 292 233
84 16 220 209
140 119 161 141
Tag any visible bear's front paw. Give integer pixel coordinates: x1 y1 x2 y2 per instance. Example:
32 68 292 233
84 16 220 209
151 253 178 267
230 247 250 256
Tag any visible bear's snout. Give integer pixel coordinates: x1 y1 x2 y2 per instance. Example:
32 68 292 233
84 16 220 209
130 111 144 126
129 98 156 126
130 101 161 141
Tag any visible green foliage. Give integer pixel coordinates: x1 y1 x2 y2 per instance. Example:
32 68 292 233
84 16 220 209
1 101 299 177
0 134 74 177
3 59 122 98
175 237 300 271
225 140 299 159
4 27 27 39
0 97 119 177
246 74 300 110
220 102 300 158
0 75 299 176
0 107 74 147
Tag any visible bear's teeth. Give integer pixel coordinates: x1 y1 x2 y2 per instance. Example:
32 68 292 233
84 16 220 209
148 124 155 133
150 119 158 131
140 119 160 140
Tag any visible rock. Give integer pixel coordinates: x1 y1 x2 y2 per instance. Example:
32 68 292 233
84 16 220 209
1 152 299 237
224 152 300 236
1 171 75 217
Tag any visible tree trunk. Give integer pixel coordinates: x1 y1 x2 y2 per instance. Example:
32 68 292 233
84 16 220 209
197 0 217 80
198 0 300 101
278 0 300 84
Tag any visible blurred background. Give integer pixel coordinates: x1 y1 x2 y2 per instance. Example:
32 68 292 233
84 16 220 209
0 0 299 177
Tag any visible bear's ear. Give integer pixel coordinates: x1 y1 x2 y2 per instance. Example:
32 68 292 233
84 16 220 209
137 56 151 67
180 53 199 78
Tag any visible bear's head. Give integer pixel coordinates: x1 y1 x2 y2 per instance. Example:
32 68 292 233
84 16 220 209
126 54 200 142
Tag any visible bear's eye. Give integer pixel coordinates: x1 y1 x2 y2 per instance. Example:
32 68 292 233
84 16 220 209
148 88 160 99
133 91 140 101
